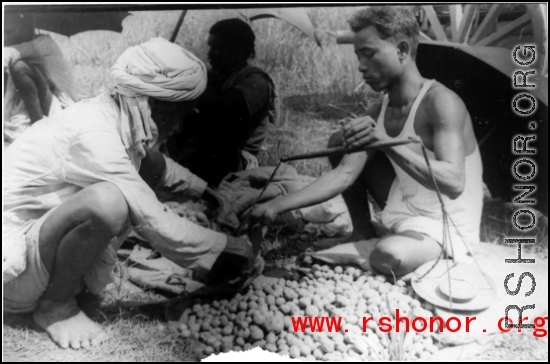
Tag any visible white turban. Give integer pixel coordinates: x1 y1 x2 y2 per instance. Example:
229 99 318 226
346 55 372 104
110 38 207 167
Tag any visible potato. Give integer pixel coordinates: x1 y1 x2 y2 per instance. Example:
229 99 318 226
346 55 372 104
300 344 312 357
313 348 324 360
221 339 233 351
264 316 284 334
238 301 248 312
298 296 312 309
319 337 335 353
259 303 269 315
266 295 276 306
275 297 286 306
345 267 356 276
235 336 245 347
283 288 297 301
263 284 274 295
221 324 233 336
219 315 228 326
265 332 277 344
203 346 214 355
252 312 265 326
374 275 387 283
237 327 250 340
283 316 292 330
290 345 301 358
305 305 320 317
249 325 264 341
265 343 278 352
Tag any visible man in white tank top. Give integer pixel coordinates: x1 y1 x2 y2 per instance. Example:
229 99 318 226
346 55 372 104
249 6 483 276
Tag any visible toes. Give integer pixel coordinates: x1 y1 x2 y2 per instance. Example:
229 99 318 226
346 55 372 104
55 332 71 349
69 338 81 350
90 331 109 347
80 338 91 349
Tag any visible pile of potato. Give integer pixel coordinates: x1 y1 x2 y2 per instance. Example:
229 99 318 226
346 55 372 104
177 264 440 361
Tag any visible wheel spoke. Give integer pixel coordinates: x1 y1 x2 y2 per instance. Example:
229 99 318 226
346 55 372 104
456 5 478 43
423 5 448 42
450 5 463 42
475 14 530 47
470 4 506 44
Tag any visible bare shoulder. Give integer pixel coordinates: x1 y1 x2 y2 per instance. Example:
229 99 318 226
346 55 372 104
423 81 469 127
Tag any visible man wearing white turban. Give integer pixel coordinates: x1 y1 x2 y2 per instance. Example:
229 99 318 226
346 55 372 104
3 38 254 350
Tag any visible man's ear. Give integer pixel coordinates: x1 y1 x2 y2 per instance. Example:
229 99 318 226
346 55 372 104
396 40 410 60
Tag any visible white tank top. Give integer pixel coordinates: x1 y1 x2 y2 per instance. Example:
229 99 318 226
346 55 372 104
377 80 484 248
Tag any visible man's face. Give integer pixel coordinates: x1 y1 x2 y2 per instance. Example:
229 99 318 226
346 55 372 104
353 25 404 92
207 34 241 73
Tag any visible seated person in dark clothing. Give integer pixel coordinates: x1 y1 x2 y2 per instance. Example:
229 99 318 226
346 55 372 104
167 18 277 187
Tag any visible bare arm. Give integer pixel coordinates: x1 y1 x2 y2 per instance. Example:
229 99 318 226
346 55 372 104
385 91 466 199
249 151 367 225
344 89 467 199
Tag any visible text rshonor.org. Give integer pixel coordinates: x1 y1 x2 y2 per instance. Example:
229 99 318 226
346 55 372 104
291 309 548 337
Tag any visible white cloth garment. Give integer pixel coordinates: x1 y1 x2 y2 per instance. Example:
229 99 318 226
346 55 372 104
377 80 484 260
3 91 227 286
110 37 207 167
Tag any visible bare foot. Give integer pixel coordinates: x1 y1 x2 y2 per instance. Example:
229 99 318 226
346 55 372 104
33 299 108 349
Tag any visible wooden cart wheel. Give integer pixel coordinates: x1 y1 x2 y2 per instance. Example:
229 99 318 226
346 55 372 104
414 4 547 75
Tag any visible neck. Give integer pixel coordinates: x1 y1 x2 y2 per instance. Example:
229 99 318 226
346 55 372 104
386 64 425 108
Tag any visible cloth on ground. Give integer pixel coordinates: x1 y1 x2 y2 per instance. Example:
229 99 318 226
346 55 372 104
214 164 352 236
377 79 484 261
105 244 264 305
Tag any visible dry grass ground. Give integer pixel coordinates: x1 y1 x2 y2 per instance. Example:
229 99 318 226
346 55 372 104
3 5 548 362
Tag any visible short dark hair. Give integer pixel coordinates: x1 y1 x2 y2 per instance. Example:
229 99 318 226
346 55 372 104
209 18 256 59
348 6 419 59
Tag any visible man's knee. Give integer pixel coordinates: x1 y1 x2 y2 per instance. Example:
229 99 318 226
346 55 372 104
369 243 403 275
328 130 344 167
80 182 130 236
10 59 33 78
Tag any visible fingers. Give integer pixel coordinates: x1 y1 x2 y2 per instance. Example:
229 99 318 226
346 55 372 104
341 117 376 147
343 128 374 148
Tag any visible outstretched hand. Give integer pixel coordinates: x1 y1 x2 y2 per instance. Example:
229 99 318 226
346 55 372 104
247 202 279 229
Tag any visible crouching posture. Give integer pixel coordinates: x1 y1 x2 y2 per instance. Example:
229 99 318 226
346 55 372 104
250 7 483 277
3 38 254 349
